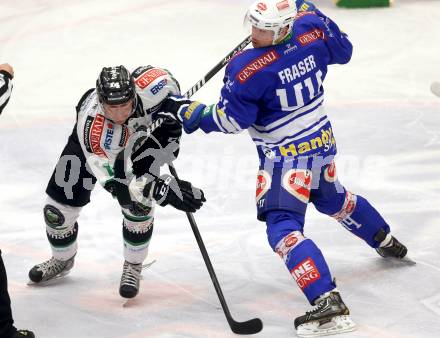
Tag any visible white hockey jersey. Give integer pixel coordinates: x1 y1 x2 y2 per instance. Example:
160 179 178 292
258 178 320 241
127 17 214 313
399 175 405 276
75 66 180 187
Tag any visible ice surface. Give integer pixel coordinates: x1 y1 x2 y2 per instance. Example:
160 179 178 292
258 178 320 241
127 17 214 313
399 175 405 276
0 0 439 337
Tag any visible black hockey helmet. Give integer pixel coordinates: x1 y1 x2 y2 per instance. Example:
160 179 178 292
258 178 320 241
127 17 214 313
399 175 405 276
96 65 135 105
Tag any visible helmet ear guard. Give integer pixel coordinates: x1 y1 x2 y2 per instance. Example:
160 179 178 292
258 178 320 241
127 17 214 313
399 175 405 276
245 0 297 44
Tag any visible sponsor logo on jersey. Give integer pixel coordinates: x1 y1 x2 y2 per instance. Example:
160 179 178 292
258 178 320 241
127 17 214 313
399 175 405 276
150 79 167 95
275 231 305 262
134 68 167 89
90 114 106 157
295 11 315 20
324 161 337 182
283 43 298 55
224 75 235 93
278 127 336 158
103 123 114 150
276 0 290 11
83 116 94 153
257 2 267 11
236 50 280 84
119 125 129 147
262 146 276 159
297 29 324 47
282 169 312 203
291 257 320 290
256 170 272 202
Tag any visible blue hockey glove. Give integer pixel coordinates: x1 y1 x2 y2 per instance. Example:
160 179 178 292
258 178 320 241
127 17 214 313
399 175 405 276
161 95 206 134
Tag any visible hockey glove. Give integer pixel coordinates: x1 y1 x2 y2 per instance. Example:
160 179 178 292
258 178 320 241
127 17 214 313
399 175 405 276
150 174 206 213
131 120 182 178
161 95 206 134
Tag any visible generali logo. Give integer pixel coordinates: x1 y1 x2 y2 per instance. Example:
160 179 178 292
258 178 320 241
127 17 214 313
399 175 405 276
90 114 106 157
236 50 280 84
297 29 324 46
134 68 167 89
291 257 320 290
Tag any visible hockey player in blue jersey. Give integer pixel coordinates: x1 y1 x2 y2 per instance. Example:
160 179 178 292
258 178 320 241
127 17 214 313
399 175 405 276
160 0 409 336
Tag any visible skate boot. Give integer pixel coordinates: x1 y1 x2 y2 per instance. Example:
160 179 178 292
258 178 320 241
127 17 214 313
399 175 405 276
13 330 35 338
119 261 142 298
374 229 407 259
28 255 75 283
294 291 356 337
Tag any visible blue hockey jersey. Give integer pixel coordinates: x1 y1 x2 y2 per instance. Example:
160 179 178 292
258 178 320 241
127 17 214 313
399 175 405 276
198 7 353 164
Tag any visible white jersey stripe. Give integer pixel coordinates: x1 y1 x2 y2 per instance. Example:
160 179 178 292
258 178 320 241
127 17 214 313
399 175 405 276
252 93 324 132
251 116 329 147
249 105 326 144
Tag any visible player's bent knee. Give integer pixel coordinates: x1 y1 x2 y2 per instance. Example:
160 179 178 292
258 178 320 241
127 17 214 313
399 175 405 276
44 196 81 247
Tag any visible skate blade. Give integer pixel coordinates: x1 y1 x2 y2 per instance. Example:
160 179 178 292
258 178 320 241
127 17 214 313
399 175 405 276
381 255 416 266
27 270 72 286
296 315 357 337
401 256 416 265
142 259 156 270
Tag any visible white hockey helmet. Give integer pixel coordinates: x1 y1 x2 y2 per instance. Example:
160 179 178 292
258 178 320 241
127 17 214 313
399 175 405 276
245 0 297 44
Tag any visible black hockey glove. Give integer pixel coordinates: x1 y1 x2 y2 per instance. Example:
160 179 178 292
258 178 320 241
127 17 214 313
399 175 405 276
149 174 206 213
159 95 191 123
131 120 182 178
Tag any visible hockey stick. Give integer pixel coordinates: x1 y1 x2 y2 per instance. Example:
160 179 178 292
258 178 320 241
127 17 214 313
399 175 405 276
168 165 263 335
116 35 262 334
172 35 263 335
169 34 262 335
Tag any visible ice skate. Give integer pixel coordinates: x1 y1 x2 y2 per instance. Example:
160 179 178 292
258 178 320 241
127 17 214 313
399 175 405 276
119 260 142 299
28 255 75 284
375 229 415 265
294 291 356 337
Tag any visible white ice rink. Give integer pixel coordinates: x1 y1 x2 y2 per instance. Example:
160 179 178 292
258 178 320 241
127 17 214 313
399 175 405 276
1 0 440 337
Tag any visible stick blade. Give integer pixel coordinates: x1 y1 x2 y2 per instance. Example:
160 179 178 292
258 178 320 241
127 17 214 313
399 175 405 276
230 318 263 335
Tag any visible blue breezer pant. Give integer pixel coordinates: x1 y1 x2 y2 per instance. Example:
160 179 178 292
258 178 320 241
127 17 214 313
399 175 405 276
256 159 390 304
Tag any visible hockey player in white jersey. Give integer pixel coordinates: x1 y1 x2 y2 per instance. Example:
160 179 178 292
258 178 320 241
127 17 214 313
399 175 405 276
28 65 206 299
